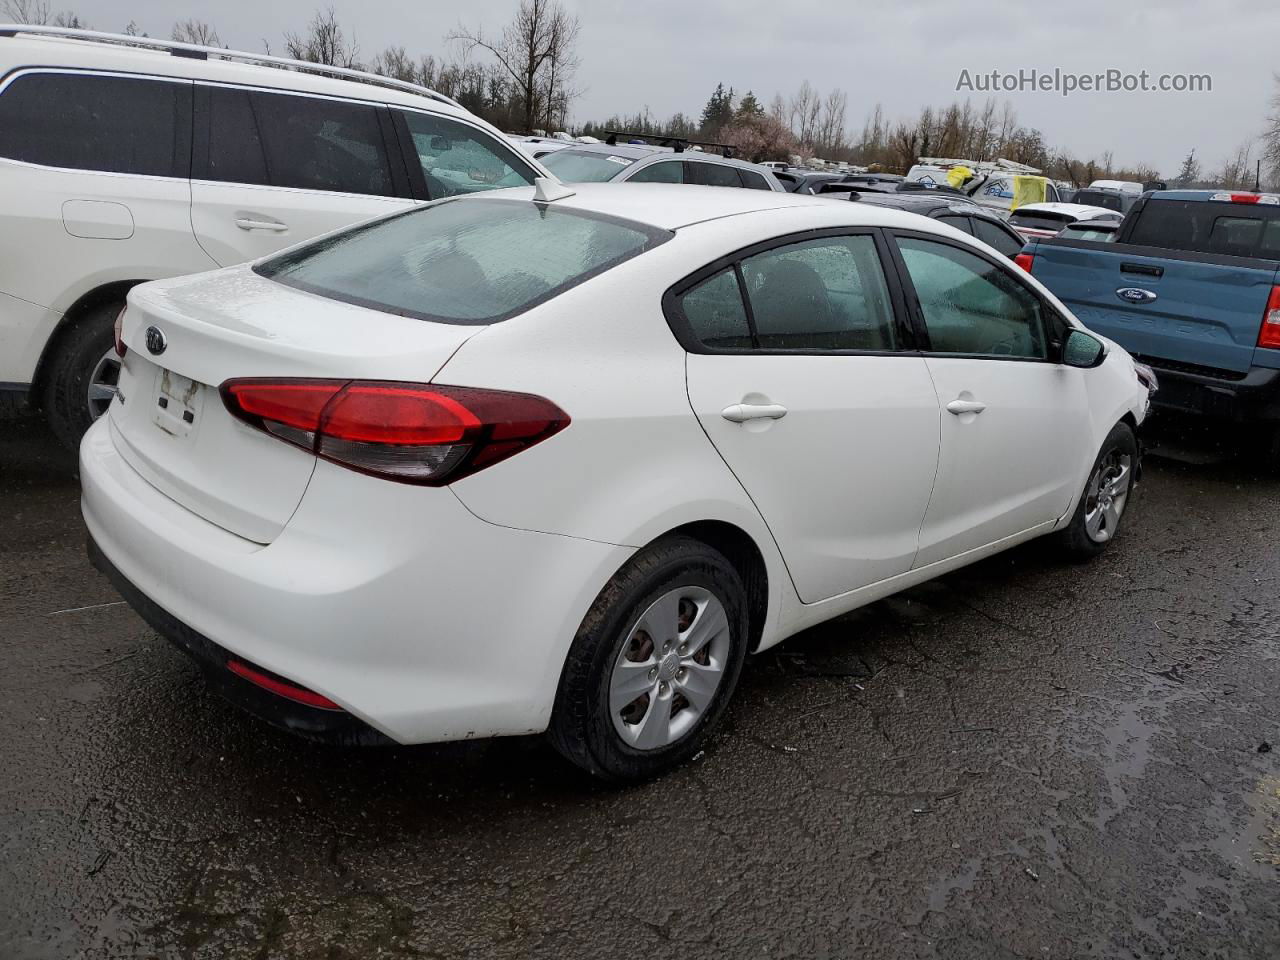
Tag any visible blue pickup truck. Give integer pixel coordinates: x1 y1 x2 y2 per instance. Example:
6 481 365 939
1017 190 1280 458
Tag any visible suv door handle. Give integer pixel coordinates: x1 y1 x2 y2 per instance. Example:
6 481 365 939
721 402 788 423
234 217 288 232
946 399 987 415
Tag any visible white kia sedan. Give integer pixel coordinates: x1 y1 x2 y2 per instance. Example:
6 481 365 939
80 183 1152 781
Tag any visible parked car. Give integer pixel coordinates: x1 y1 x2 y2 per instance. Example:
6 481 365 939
1008 203 1123 240
0 25 547 448
773 170 847 194
1056 219 1120 242
539 142 782 190
837 173 906 194
1017 189 1280 462
508 135 576 160
82 183 1151 781
1070 187 1139 215
841 192 1028 260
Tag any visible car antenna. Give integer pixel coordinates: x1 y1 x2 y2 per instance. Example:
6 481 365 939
533 177 576 204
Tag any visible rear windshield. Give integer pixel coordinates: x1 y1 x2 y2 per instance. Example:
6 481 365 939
255 198 670 324
1070 190 1126 212
1126 198 1280 259
541 149 636 183
1059 225 1116 242
1008 211 1075 231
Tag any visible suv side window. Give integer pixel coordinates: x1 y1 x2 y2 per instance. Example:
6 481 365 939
740 235 897 351
689 162 743 188
972 217 1025 258
628 160 685 184
399 110 536 198
896 236 1046 359
0 72 190 177
204 87 268 186
245 90 393 196
739 169 772 191
935 214 974 235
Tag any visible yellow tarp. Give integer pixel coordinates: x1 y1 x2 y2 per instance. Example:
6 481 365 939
1010 175 1048 211
946 166 974 188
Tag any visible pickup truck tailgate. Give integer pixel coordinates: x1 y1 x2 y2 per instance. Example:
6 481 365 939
1035 243 1278 375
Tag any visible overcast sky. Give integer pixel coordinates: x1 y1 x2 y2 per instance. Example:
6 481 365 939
75 0 1274 176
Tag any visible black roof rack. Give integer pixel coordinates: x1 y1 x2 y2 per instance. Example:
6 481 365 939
603 130 735 159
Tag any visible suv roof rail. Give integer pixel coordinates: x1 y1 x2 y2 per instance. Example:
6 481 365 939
603 130 735 159
0 24 464 110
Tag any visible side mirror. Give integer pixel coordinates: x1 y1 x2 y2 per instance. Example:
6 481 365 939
1061 329 1106 368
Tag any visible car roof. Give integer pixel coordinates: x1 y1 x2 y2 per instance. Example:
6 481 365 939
0 32 478 119
478 182 955 233
555 142 772 173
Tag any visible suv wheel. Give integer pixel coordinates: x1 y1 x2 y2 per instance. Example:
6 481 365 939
41 302 122 449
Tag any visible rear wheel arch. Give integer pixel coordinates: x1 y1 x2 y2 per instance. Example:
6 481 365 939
644 520 770 653
32 279 143 405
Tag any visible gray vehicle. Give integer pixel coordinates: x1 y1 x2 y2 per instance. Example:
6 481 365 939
541 141 783 191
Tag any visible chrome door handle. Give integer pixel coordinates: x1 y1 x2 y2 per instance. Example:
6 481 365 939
234 217 288 232
721 402 788 423
946 399 987 415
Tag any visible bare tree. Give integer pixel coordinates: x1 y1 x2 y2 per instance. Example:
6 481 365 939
788 80 821 150
2 0 51 24
370 45 418 83
539 5 579 132
1218 139 1258 190
285 7 359 68
172 19 220 47
816 88 847 156
449 0 579 133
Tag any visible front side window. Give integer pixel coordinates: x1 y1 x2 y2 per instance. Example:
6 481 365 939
249 90 392 196
256 198 669 325
740 235 897 351
627 161 685 184
896 236 1047 359
401 111 535 198
541 149 634 183
0 72 189 177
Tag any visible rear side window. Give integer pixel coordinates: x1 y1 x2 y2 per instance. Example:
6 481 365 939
680 269 752 348
204 87 268 185
739 170 772 191
689 162 743 188
627 161 685 183
400 111 535 197
243 90 392 196
972 218 1025 258
936 215 974 235
740 236 897 351
0 72 189 177
256 198 670 324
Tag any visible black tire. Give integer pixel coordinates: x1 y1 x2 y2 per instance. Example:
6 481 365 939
1056 421 1139 559
40 301 122 450
548 536 750 782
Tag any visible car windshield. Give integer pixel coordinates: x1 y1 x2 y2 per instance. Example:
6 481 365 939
541 149 637 183
254 198 670 324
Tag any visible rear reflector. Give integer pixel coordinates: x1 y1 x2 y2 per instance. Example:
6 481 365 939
1260 286 1280 349
1014 253 1035 273
220 379 569 485
226 659 343 710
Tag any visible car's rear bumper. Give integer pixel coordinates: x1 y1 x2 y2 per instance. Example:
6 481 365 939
1143 361 1280 423
79 417 632 745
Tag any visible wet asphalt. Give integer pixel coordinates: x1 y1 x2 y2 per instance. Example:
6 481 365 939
1 413 1278 960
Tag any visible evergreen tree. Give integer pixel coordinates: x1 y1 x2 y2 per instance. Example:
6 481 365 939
737 90 764 119
1174 149 1201 186
699 83 735 137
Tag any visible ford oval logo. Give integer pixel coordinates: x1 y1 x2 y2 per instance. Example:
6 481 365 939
145 325 167 355
1116 287 1158 304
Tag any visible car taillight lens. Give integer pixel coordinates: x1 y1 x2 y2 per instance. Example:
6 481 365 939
1014 253 1035 273
220 379 569 485
1260 286 1280 349
113 306 127 358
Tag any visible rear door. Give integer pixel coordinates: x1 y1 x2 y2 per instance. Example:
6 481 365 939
190 85 414 266
678 230 941 603
1034 197 1280 375
889 232 1091 566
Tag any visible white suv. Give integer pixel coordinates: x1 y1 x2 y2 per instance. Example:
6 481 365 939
0 26 547 446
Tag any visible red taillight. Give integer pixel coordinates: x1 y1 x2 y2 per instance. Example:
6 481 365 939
113 306 127 358
1260 286 1280 349
226 659 342 710
1014 253 1035 273
220 379 570 485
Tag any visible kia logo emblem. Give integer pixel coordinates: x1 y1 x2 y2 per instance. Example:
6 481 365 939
145 325 167 355
1115 287 1158 304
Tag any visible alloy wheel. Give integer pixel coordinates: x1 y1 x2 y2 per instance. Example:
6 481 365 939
1084 450 1132 543
86 349 120 420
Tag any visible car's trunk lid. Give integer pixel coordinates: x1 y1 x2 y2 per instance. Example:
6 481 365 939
107 266 479 543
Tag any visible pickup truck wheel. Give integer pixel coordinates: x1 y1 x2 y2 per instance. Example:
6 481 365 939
41 302 121 450
1056 421 1138 559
